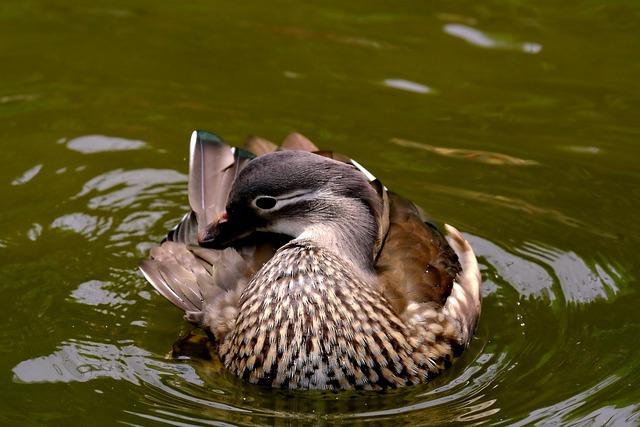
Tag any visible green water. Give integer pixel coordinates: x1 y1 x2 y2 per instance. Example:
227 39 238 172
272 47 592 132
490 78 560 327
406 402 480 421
2 0 639 425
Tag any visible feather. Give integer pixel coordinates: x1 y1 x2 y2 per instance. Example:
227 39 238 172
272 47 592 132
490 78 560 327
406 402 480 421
281 132 319 151
188 130 254 241
245 135 278 156
443 224 482 347
370 179 390 259
140 241 250 334
376 193 460 313
166 211 198 244
139 259 197 312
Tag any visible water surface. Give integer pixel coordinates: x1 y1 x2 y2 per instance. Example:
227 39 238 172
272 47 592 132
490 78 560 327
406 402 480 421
1 0 639 425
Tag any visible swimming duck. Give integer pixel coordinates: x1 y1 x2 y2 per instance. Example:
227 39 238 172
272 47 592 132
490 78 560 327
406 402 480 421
140 130 481 390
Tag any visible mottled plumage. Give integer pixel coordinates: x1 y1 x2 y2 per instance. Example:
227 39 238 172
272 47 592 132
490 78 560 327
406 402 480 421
140 130 482 390
219 240 461 389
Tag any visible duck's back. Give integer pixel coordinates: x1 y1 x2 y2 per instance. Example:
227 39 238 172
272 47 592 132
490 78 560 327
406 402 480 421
377 192 461 313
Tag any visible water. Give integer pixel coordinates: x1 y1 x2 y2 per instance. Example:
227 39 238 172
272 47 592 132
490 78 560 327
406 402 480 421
1 0 639 425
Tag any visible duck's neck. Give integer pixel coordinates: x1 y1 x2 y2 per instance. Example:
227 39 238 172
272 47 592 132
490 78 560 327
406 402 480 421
295 218 378 283
266 195 380 283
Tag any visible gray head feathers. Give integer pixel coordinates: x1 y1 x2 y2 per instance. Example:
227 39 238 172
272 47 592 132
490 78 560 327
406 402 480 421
226 151 384 277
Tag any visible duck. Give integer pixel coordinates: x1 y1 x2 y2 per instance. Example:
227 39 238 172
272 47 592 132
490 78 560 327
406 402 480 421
140 130 481 390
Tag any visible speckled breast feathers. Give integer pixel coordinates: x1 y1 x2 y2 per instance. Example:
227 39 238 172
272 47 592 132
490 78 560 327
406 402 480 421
218 241 460 390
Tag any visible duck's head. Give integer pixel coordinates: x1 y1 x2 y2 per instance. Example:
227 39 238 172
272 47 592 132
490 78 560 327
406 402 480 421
201 150 383 272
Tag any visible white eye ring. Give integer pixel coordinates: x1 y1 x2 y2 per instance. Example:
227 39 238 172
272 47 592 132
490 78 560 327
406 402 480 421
253 196 278 210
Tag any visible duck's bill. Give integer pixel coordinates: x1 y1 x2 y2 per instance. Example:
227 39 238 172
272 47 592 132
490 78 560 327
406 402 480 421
197 214 254 248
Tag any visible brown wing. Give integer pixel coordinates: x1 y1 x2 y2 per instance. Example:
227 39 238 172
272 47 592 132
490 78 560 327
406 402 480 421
376 192 461 314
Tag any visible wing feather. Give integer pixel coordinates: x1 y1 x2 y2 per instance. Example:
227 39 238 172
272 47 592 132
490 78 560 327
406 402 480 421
188 130 254 241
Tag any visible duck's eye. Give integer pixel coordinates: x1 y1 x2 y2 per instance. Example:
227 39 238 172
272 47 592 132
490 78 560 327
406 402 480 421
255 196 277 210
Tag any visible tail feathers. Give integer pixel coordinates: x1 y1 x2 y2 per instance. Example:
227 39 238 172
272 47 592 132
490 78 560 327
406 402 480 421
246 132 318 154
245 135 278 156
443 224 482 347
139 242 249 338
281 132 319 151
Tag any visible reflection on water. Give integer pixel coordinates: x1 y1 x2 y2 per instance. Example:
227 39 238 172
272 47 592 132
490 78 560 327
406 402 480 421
0 93 38 104
11 164 43 186
569 403 640 426
427 183 586 230
50 166 190 258
391 137 539 166
27 223 43 241
75 168 186 210
468 235 554 300
443 23 542 54
516 242 620 302
51 212 113 241
470 236 621 303
382 79 432 94
65 135 149 154
111 210 166 243
71 280 135 307
7 149 634 424
559 145 602 155
1 0 638 420
512 375 618 426
12 339 202 386
350 352 504 423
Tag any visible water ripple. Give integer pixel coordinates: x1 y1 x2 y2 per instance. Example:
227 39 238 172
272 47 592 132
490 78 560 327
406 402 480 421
11 164 43 186
382 79 433 94
71 280 136 307
515 242 621 302
443 23 542 54
12 340 201 386
7 151 633 425
510 375 618 425
75 168 186 210
50 212 113 240
66 135 148 154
